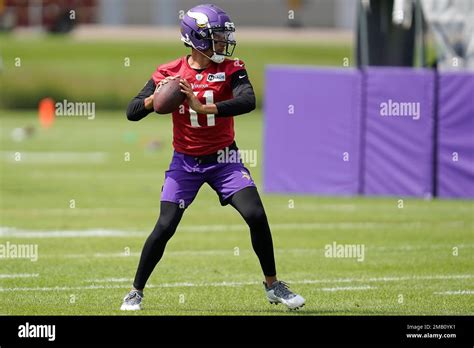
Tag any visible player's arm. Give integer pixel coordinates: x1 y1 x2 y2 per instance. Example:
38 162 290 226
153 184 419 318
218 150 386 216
179 69 256 116
126 79 156 121
215 70 256 117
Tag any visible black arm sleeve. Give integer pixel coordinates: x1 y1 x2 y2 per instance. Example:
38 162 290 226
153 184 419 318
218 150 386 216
126 79 156 121
215 69 256 117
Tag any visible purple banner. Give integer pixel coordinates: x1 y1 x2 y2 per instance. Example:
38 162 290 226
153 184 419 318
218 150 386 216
263 66 362 195
437 72 474 198
363 67 435 197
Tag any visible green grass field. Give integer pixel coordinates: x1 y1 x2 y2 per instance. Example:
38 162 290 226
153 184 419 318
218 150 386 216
0 34 352 110
0 35 472 316
0 110 473 315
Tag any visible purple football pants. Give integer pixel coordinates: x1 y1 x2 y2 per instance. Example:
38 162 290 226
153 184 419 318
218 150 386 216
161 150 256 207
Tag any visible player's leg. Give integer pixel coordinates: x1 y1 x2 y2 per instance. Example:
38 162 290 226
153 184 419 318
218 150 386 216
120 202 184 311
228 186 277 283
228 186 305 310
208 157 305 310
121 151 203 311
133 201 185 290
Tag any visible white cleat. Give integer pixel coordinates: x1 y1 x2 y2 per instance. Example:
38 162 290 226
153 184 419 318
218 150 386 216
120 289 143 311
264 281 305 310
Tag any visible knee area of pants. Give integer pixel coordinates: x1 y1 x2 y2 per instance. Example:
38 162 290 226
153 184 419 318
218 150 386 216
244 207 266 225
152 222 175 238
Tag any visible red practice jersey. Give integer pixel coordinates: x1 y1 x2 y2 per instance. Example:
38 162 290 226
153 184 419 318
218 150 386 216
151 56 246 156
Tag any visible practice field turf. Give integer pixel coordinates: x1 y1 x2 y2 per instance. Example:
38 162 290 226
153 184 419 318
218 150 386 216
0 110 473 315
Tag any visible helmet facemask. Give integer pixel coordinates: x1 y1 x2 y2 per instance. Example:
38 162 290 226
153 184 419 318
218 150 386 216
208 27 236 57
198 25 236 63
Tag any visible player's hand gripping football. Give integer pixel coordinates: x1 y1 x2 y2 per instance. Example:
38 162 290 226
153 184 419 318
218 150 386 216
179 78 204 113
144 75 181 110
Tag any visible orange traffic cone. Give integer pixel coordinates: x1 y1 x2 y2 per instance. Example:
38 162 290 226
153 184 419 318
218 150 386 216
38 98 55 128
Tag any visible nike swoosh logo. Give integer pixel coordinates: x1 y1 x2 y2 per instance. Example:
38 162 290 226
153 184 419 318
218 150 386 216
239 75 247 79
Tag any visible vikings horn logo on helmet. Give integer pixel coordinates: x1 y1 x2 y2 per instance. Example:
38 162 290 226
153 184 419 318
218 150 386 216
187 11 209 28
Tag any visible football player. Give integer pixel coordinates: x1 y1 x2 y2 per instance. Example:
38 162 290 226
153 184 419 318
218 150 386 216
121 4 305 311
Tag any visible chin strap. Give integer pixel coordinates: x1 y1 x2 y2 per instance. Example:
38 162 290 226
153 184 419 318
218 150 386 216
194 44 225 64
181 35 225 64
209 53 225 64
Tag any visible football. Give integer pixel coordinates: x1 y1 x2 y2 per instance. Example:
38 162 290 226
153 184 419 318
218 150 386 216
153 78 186 114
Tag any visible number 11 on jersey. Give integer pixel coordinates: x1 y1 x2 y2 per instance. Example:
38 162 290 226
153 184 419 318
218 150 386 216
189 90 215 127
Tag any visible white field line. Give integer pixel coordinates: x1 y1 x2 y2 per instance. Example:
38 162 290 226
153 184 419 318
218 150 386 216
87 279 376 292
321 285 375 292
0 284 131 292
3 274 473 293
0 273 39 279
0 228 139 238
1 151 107 163
0 282 376 292
85 274 473 285
370 244 474 252
89 278 131 283
59 248 360 258
62 250 235 258
1 274 471 292
0 221 469 238
84 278 256 285
1 208 155 214
37 244 472 259
296 274 474 284
433 290 474 295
